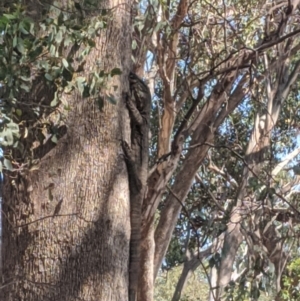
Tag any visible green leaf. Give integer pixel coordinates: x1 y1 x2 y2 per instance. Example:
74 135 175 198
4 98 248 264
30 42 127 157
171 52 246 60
7 122 19 133
20 83 30 92
63 36 72 47
50 98 58 107
3 14 17 20
50 44 56 56
62 58 69 69
76 76 86 84
13 35 17 48
88 27 95 36
17 38 25 54
64 82 74 93
19 21 30 34
4 158 13 171
4 131 14 145
132 39 137 50
40 23 46 31
76 77 86 95
95 21 104 30
45 73 53 81
248 177 259 188
40 60 50 71
51 135 58 144
153 22 162 33
50 92 59 107
55 30 63 44
20 76 31 82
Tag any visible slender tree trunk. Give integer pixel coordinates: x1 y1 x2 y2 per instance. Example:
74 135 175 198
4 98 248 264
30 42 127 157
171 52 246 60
209 265 218 301
139 223 155 301
215 60 300 300
1 0 132 300
171 255 205 301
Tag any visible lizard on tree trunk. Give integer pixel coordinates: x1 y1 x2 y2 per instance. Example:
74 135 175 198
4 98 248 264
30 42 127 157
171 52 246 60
122 72 151 301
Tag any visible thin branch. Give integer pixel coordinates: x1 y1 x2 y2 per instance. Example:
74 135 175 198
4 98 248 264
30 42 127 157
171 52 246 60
256 28 300 52
195 174 226 211
166 185 201 252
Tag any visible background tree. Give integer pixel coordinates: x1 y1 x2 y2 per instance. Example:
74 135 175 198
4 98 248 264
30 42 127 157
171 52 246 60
280 258 300 301
131 0 300 299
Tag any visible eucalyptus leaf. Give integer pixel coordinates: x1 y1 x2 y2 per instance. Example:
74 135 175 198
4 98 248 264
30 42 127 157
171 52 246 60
45 73 53 81
4 158 13 171
20 83 30 92
51 135 58 144
132 40 137 50
62 58 69 69
17 38 25 54
55 30 63 44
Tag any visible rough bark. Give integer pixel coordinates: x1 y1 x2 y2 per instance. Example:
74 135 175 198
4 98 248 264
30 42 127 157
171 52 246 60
1 0 132 300
139 222 155 301
122 73 151 301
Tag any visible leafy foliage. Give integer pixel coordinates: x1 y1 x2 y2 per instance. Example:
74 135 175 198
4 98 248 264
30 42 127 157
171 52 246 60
281 259 300 301
0 1 119 172
138 0 300 299
2 0 300 300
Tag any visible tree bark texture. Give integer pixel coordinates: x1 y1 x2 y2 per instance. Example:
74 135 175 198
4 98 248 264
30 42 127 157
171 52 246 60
1 0 132 300
138 223 155 301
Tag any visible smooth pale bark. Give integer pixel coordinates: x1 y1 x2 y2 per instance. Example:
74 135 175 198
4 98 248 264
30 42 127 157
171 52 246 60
171 247 213 301
154 75 247 278
139 223 155 301
1 0 132 300
215 59 300 300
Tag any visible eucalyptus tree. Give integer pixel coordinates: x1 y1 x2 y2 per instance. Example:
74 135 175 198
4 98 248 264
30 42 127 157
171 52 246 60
1 0 300 301
133 0 300 300
141 1 299 300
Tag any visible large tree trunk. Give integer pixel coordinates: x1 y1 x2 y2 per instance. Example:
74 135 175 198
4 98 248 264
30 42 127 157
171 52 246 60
1 0 132 300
